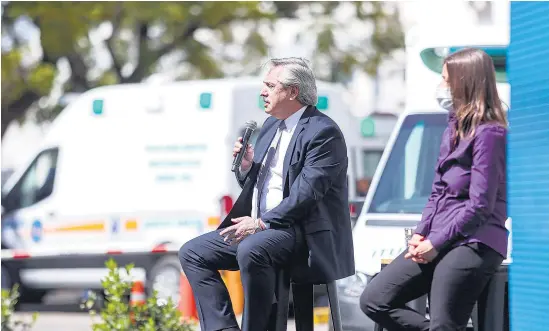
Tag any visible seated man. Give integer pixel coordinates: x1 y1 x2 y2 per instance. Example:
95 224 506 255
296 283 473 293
178 57 355 331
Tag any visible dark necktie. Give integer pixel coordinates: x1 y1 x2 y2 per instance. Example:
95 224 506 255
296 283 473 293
253 121 287 220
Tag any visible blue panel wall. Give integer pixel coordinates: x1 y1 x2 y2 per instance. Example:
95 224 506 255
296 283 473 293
508 2 549 331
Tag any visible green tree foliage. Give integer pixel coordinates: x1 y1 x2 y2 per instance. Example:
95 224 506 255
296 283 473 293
1 1 404 136
83 259 193 331
1 284 38 331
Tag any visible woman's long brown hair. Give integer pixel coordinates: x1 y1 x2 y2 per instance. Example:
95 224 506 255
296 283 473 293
444 48 508 141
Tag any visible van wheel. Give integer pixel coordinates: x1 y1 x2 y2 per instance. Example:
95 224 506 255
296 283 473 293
147 256 182 306
19 288 47 304
1 264 46 304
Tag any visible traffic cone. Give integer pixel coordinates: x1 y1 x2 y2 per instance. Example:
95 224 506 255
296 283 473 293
178 272 198 322
129 280 146 325
130 280 146 306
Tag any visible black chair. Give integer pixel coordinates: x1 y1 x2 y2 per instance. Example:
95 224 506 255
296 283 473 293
472 264 509 331
270 268 343 331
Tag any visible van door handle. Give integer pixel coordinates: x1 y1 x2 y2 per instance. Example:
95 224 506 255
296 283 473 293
47 211 56 218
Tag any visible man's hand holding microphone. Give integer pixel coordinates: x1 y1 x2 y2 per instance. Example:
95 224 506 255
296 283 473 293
220 137 267 245
233 136 254 173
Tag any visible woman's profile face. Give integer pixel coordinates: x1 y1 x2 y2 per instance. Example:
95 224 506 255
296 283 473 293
440 64 449 88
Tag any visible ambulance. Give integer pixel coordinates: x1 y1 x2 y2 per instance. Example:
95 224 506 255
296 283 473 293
1 76 371 305
333 26 512 330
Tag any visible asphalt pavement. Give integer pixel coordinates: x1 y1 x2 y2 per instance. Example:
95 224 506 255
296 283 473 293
13 290 329 331
16 312 328 331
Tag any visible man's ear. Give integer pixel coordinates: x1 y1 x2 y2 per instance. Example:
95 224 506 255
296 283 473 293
291 86 299 100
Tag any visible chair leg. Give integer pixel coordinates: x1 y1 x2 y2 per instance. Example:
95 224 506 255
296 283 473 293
293 283 314 331
270 269 291 331
471 302 479 331
407 295 427 317
477 269 507 331
373 324 385 331
326 281 343 331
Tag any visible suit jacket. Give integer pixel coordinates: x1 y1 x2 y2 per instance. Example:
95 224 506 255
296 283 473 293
218 106 355 283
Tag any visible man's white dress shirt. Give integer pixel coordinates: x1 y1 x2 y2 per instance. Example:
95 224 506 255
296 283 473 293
241 106 307 225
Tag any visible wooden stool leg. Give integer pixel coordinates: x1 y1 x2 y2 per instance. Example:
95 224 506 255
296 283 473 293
326 281 343 331
293 283 314 331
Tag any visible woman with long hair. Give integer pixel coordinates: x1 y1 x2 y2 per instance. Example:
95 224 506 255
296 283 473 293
359 48 509 330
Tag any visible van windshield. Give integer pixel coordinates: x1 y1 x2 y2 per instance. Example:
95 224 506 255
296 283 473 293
368 113 448 214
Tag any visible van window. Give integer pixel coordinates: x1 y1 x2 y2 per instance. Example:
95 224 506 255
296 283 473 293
356 150 383 197
2 148 59 211
368 114 447 214
363 150 383 179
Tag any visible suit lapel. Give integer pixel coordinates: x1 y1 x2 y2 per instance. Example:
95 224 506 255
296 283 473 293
256 119 281 167
282 106 314 192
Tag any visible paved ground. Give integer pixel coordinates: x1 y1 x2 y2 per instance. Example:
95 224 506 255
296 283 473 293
15 312 329 331
13 290 330 331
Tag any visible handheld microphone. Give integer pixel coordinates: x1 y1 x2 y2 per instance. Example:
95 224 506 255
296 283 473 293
232 120 258 173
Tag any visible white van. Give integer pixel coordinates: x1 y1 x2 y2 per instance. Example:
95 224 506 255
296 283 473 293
333 26 512 330
1 76 366 304
347 112 398 225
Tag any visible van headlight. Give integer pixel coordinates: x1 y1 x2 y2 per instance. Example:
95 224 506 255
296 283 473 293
336 272 369 297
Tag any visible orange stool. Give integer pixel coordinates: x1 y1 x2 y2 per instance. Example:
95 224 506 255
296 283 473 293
221 270 244 315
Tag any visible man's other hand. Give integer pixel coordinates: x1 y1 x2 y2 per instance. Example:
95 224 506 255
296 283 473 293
219 216 265 245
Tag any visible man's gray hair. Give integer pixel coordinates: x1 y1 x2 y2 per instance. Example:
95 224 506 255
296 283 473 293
267 57 318 106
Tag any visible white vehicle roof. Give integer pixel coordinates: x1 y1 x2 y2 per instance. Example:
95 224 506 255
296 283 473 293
40 76 354 143
405 25 510 113
1 77 358 196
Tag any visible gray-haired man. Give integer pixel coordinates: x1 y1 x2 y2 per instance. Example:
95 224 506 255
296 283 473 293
179 58 355 331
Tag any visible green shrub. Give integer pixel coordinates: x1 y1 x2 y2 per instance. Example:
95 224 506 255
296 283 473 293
1 284 38 331
83 258 194 331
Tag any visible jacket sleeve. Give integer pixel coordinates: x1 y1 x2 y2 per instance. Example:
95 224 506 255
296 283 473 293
235 164 253 189
428 125 506 250
415 171 441 236
260 125 347 228
415 128 449 236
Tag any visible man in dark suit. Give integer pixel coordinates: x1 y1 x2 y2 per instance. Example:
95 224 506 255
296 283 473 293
178 57 355 331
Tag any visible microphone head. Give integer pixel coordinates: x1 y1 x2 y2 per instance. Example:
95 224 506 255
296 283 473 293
245 120 258 130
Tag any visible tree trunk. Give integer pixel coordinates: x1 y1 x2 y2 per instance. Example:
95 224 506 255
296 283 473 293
1 91 41 139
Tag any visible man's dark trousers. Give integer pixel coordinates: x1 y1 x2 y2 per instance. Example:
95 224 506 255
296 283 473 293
178 227 302 331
